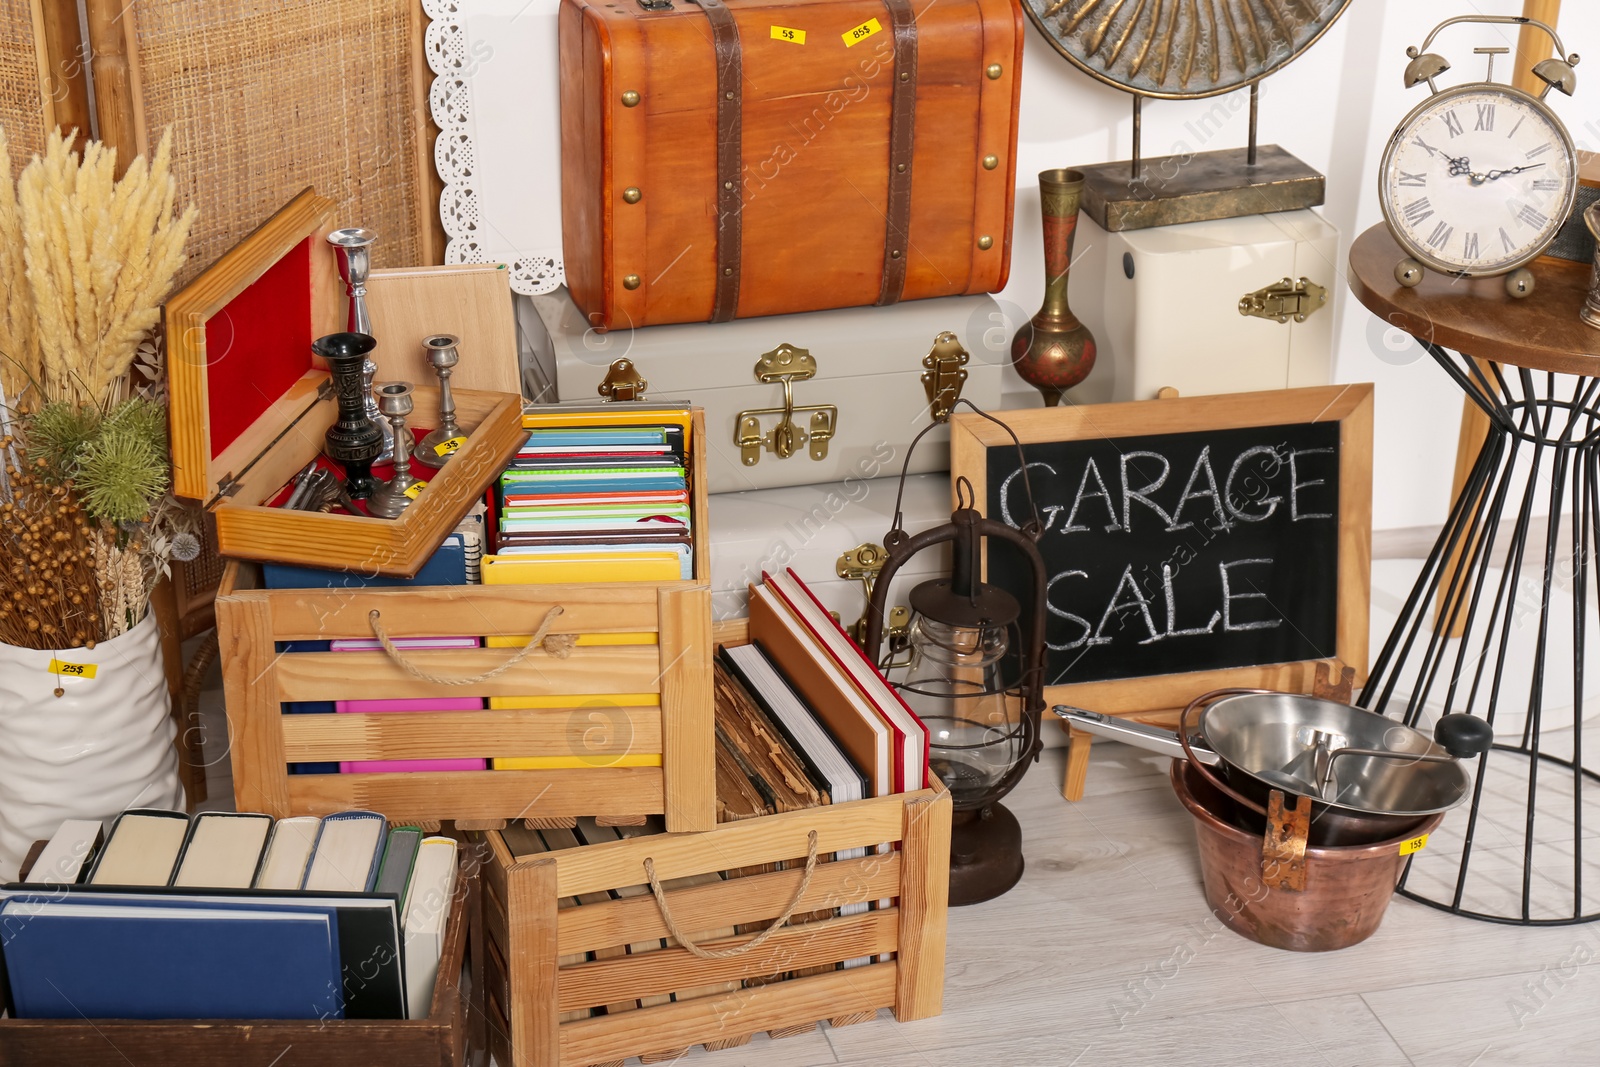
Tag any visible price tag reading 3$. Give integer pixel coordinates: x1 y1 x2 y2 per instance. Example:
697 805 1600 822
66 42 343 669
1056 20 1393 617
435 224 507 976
771 25 805 43
1399 833 1430 857
433 435 467 458
48 659 97 680
842 17 881 46
405 481 429 501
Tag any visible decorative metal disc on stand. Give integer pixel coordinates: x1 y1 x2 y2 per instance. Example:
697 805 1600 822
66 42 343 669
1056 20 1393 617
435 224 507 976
1021 0 1352 230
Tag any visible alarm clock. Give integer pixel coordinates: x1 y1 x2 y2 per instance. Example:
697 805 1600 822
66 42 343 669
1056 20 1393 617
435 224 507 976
1379 14 1581 298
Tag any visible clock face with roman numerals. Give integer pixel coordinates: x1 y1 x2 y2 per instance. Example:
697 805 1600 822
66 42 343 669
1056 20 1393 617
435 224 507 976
1379 84 1578 277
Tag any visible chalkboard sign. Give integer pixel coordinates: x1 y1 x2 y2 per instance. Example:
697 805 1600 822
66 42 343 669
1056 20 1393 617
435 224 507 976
950 385 1373 714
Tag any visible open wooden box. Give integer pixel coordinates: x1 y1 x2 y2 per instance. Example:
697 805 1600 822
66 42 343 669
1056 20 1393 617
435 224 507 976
0 840 486 1067
165 188 525 577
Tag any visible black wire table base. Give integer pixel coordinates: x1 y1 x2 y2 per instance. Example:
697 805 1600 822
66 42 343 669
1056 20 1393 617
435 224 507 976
1359 343 1600 925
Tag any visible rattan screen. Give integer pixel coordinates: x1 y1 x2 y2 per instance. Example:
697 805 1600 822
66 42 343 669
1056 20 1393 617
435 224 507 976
130 0 428 282
0 0 50 170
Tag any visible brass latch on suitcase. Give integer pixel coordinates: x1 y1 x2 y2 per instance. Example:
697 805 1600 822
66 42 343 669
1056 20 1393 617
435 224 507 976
837 543 912 651
598 358 648 402
1238 277 1328 324
736 344 837 466
921 331 970 423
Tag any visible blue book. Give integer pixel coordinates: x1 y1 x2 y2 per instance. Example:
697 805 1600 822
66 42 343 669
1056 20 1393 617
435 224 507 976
263 533 467 589
0 885 406 1020
0 896 343 1020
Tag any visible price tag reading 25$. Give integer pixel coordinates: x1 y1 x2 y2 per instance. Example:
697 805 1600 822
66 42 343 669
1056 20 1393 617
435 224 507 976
48 658 97 680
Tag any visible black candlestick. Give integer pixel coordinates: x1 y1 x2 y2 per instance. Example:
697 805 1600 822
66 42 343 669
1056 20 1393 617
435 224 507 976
314 332 385 499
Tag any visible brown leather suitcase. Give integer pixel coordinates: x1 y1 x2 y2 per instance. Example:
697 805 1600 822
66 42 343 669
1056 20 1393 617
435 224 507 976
559 0 1023 330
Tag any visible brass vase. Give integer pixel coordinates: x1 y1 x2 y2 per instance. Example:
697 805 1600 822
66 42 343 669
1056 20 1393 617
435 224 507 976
1583 202 1600 330
1011 168 1096 407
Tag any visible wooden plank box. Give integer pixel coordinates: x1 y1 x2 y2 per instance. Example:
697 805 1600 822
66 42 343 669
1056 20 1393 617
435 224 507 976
165 187 526 578
479 787 951 1067
214 410 715 831
0 844 486 1067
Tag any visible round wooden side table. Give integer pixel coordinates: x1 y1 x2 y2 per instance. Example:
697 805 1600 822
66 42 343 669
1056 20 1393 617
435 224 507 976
1348 224 1600 925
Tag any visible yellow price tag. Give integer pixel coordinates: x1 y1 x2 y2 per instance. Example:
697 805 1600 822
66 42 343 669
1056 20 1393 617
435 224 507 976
1399 833 1429 856
771 25 806 44
48 659 97 679
404 481 429 500
842 17 881 46
433 435 466 457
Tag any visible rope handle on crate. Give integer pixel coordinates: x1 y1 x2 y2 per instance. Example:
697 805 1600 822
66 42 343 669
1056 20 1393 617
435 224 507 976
367 605 577 686
642 830 819 961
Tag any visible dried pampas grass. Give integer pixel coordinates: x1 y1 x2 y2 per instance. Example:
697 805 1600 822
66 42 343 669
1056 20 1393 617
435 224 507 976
0 127 194 411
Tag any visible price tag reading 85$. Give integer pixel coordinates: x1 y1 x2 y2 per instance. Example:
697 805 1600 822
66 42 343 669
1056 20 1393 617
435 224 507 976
433 435 466 458
841 17 881 46
48 659 97 680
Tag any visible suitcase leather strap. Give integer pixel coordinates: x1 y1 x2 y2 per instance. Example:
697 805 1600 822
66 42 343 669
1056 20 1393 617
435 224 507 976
690 0 742 323
878 0 918 306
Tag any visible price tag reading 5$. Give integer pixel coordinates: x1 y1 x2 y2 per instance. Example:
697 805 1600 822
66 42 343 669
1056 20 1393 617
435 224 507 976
842 17 881 46
1399 833 1430 857
433 435 466 458
771 25 805 43
48 659 97 680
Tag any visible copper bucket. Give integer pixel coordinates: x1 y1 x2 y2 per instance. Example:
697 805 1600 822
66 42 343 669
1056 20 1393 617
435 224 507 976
1171 759 1443 952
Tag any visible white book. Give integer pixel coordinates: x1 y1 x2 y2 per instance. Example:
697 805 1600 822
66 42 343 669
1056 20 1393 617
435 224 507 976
302 811 387 892
253 817 322 890
173 812 273 888
401 837 460 1019
88 810 190 886
27 819 103 885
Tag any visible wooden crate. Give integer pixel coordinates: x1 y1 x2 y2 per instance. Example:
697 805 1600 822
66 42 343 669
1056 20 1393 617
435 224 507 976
0 844 486 1067
479 788 951 1067
214 408 714 831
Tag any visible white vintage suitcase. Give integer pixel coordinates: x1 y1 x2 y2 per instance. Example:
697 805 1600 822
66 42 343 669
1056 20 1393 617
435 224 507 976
524 288 1016 493
1067 209 1338 404
708 472 951 629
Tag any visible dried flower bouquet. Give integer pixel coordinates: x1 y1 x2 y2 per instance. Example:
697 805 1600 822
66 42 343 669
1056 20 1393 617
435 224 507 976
0 128 198 648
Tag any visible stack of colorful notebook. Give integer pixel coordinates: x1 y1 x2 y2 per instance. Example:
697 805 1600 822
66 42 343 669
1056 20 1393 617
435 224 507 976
0 810 460 1022
490 406 695 581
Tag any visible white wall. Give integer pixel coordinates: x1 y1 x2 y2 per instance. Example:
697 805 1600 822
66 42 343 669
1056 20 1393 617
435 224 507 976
995 0 1600 533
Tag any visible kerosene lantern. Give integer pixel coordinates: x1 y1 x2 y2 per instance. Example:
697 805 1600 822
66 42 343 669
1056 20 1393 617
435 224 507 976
864 416 1048 905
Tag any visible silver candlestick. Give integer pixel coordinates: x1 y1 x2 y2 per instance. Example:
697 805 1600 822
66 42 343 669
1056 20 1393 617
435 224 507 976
327 228 377 334
414 335 465 470
328 228 393 462
369 383 422 519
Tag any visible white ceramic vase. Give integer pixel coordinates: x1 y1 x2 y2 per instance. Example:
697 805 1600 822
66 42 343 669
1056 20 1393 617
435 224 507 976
0 613 185 881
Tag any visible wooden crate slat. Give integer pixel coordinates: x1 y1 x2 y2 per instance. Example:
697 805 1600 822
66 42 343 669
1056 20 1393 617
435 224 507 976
553 793 908 897
894 791 952 1022
281 707 663 761
215 593 291 815
262 585 666 642
284 768 664 822
558 964 898 1067
272 647 663 701
555 853 901 957
658 584 715 832
556 910 899 1013
509 857 562 1067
